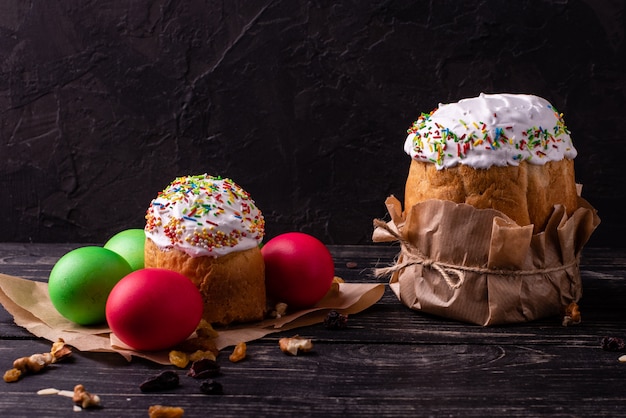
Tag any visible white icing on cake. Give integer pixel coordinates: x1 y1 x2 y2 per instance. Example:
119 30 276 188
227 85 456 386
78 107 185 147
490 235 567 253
145 174 265 257
403 93 577 169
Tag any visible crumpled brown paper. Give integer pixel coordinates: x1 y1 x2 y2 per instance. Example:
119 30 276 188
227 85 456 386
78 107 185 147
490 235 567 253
0 273 384 364
372 195 600 326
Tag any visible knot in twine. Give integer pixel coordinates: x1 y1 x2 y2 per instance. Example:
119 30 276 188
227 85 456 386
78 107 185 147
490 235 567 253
410 252 466 289
372 219 578 290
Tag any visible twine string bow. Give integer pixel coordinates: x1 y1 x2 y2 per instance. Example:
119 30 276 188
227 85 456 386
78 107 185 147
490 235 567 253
372 219 578 290
373 219 466 288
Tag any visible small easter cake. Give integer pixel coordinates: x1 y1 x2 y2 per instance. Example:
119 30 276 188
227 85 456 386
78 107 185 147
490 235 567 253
144 174 266 326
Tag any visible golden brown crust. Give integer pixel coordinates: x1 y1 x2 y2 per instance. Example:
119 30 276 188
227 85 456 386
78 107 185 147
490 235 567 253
404 159 578 232
144 239 266 326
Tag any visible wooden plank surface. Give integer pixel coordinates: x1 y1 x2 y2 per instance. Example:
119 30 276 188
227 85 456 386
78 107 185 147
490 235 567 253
1 243 625 417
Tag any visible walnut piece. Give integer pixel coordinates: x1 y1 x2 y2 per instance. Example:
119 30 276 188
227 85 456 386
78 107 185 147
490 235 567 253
50 339 72 362
267 302 288 319
562 302 582 326
72 384 101 409
279 336 313 356
3 339 72 383
15 353 53 373
229 342 247 363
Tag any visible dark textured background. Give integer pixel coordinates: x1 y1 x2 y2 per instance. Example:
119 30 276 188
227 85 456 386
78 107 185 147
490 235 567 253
1 0 624 246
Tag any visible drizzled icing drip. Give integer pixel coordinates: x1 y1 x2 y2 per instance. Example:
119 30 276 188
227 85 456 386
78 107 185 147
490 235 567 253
145 174 265 258
403 93 577 169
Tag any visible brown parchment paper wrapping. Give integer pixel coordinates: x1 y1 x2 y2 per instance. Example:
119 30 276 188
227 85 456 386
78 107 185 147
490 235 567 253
0 273 384 364
372 195 600 326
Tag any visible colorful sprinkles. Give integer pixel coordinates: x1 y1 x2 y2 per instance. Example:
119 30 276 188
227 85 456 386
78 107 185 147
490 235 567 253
404 94 576 168
145 174 265 255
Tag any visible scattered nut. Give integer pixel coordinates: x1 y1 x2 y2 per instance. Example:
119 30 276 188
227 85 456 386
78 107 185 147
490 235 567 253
187 359 220 379
4 353 53 382
562 302 581 326
72 384 101 409
50 338 73 362
229 342 247 363
199 379 223 395
268 302 288 319
279 336 313 356
276 302 288 316
15 353 53 373
618 355 626 363
140 370 180 392
3 339 73 383
148 405 185 418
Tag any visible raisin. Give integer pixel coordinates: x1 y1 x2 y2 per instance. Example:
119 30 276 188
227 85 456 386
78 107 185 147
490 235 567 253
168 350 190 368
189 349 216 362
148 405 184 418
324 310 348 329
3 368 22 383
140 371 180 392
187 359 221 379
199 379 223 395
601 336 626 352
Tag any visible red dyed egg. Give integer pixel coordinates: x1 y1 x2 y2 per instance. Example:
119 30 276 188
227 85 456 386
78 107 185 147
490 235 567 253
261 232 335 308
105 268 203 351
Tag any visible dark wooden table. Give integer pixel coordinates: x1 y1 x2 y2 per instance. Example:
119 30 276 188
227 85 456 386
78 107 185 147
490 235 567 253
1 243 625 417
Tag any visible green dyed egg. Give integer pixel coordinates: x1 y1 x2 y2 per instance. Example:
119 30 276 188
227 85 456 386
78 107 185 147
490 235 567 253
48 246 133 325
104 229 146 271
